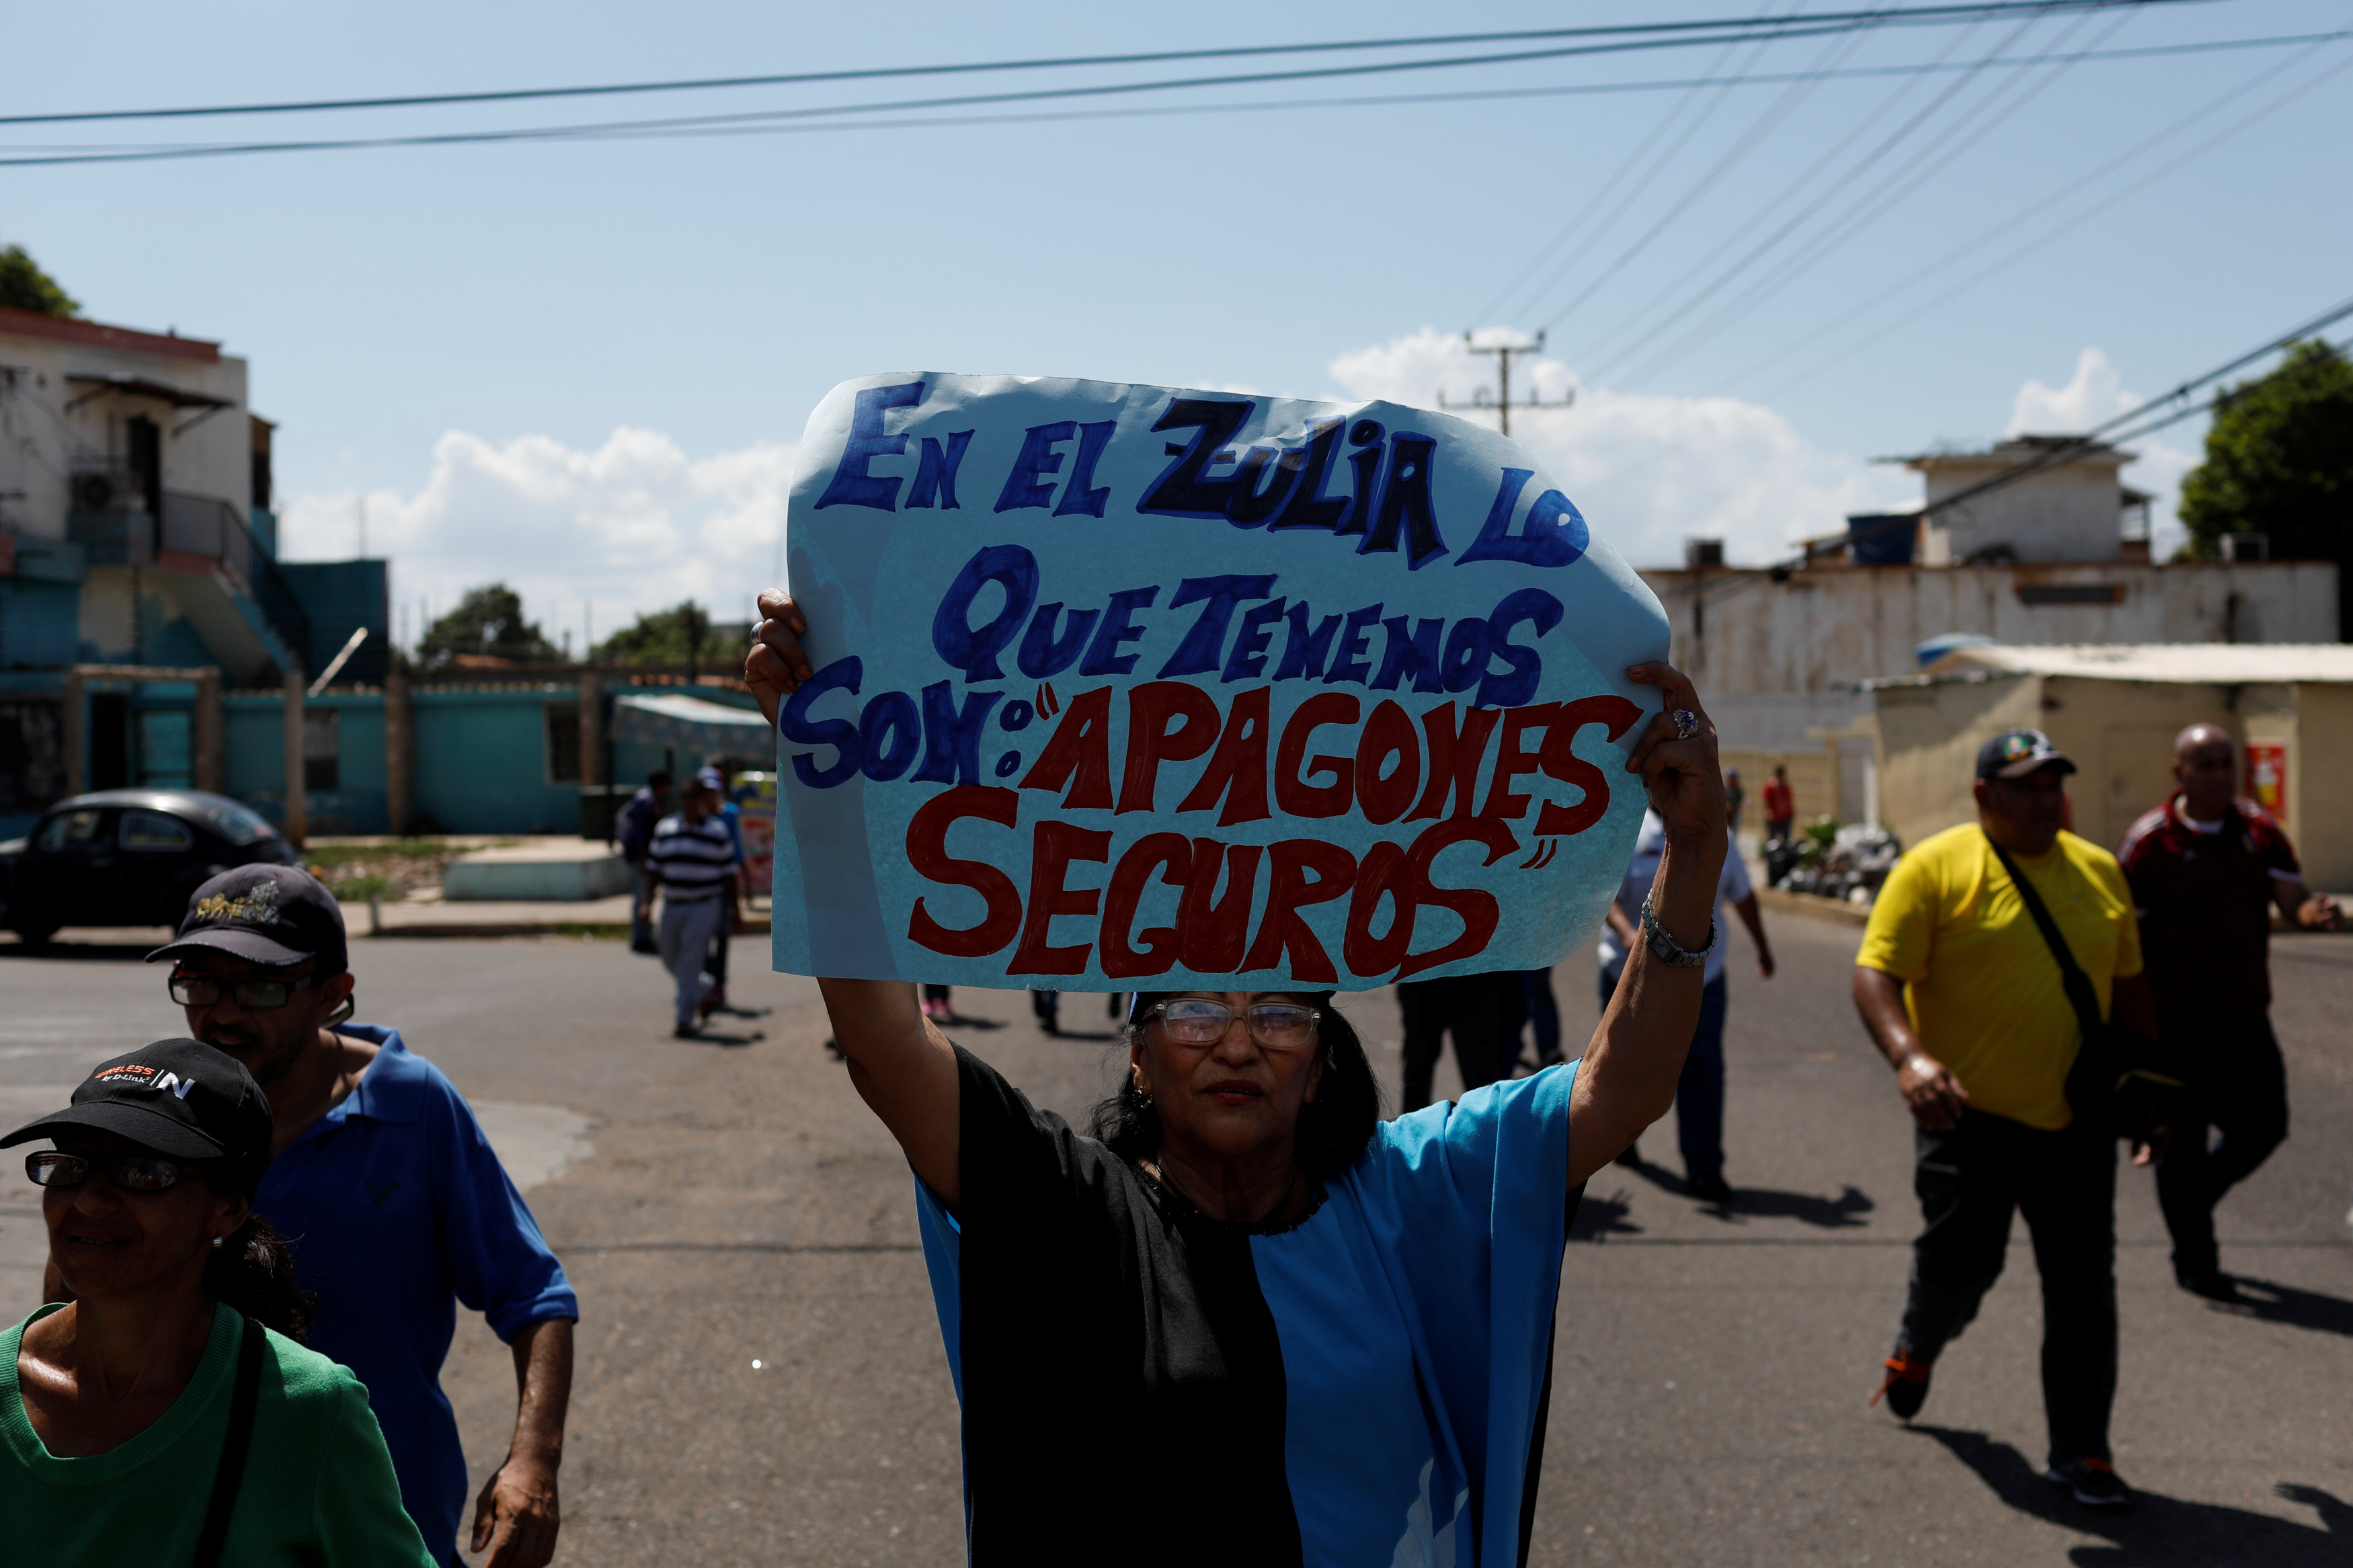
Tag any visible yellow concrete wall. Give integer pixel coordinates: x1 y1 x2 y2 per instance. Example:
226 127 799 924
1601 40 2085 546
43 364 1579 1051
2037 678 2235 855
2241 684 2299 848
1719 747 1835 833
2286 683 2353 890
1873 673 2042 850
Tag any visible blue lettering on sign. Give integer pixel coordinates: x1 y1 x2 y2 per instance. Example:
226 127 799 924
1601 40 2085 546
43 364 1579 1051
1080 587 1161 675
1270 419 1349 532
815 382 924 511
1273 604 1343 681
1138 399 1255 518
1324 604 1385 686
1459 470 1589 569
995 421 1077 513
1157 575 1277 679
1371 616 1445 692
1017 603 1100 679
933 545 1040 681
781 657 865 788
1478 589 1566 708
859 691 923 782
914 682 1005 786
904 431 975 510
1224 597 1289 682
1358 432 1447 569
1054 421 1118 518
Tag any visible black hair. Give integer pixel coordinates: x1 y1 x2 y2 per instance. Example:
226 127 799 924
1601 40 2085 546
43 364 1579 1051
648 770 674 788
200 1167 316 1343
1089 997 1384 1183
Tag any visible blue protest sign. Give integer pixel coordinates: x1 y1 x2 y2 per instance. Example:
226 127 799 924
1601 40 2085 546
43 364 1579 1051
770 372 1669 989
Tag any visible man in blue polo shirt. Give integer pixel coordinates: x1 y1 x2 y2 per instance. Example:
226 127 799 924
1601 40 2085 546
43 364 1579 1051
141 865 577 1567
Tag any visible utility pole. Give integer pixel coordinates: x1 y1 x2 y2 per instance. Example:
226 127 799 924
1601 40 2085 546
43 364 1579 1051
1439 329 1574 437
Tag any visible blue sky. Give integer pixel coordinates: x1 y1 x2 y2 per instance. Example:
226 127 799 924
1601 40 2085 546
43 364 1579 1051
3 1 2346 648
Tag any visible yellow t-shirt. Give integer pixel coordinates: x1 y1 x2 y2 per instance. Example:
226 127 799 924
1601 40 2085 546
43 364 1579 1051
1856 823 2143 1130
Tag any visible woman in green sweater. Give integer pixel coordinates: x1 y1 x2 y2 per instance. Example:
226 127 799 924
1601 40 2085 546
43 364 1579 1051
3 1036 432 1567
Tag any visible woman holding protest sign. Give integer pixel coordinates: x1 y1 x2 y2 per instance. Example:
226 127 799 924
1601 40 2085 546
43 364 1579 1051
750 588 1723 1567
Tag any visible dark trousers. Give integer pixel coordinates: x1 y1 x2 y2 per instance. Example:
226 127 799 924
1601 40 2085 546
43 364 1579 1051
707 923 731 992
1596 966 1728 1176
1399 973 1521 1112
1521 968 1563 1067
1898 1110 2117 1467
2155 1016 2288 1278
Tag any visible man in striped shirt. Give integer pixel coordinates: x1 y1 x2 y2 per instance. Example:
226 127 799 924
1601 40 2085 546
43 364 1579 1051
638 776 744 1037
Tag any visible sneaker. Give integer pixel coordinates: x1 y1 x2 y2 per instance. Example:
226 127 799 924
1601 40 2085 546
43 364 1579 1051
1869 1352 1933 1420
672 1021 699 1040
1687 1171 1733 1206
1613 1141 1642 1169
2176 1269 2242 1304
2045 1457 2134 1508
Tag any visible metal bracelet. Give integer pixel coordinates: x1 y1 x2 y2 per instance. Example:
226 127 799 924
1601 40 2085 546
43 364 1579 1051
1639 895 1712 968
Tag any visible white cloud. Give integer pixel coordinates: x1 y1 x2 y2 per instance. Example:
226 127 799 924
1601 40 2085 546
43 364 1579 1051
281 427 795 652
1328 327 1907 567
2005 347 2199 557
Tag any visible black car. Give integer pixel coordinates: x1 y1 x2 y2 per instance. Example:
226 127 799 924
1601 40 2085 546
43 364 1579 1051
0 789 301 944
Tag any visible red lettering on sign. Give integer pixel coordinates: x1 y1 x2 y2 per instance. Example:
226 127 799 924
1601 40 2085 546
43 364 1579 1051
1341 817 1519 981
1274 692 1359 819
1176 685 1271 827
1099 831 1193 979
1481 703 1557 819
1019 686 1115 810
1343 840 1413 978
1008 821 1114 975
906 786 1023 958
1240 839 1356 983
1176 839 1263 973
1353 699 1421 825
1533 696 1643 838
1406 703 1501 821
1117 682 1222 814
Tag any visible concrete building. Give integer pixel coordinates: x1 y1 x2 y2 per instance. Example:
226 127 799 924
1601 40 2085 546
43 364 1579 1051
1870 643 2353 888
1638 434 2338 831
0 302 395 836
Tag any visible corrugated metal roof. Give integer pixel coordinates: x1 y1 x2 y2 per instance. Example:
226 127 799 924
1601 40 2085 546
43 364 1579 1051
1924 643 2353 684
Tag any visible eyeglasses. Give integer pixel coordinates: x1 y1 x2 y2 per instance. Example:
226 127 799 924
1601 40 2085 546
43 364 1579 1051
1144 999 1321 1048
26 1151 187 1192
169 971 320 1009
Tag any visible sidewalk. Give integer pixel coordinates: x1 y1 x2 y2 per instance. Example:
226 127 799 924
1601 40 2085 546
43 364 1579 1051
354 893 772 939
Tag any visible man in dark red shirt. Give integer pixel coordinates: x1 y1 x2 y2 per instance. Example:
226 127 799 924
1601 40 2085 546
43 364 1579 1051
2117 724 2342 1301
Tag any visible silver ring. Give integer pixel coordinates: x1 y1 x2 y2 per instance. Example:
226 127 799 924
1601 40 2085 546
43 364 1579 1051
1672 708 1699 741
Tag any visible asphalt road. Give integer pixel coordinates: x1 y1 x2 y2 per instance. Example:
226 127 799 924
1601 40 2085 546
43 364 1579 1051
3 911 2350 1566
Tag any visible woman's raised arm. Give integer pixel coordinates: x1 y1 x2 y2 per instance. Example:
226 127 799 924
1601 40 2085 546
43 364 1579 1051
1564 662 1726 1190
750 592 963 1207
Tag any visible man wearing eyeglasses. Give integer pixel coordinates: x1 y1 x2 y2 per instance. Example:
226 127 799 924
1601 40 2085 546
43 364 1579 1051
113 864 579 1568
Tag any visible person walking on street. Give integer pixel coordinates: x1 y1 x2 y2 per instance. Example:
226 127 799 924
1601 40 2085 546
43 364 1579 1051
616 772 673 954
1761 764 1794 843
1597 808 1774 1200
1852 729 2157 1508
2118 724 2342 1302
922 985 954 1021
1396 971 1525 1113
641 776 744 1039
134 868 577 1565
4 1038 435 1566
694 766 747 1018
1724 767 1746 835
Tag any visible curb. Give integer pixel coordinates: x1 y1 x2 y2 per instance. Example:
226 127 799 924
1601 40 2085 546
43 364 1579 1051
364 917 773 940
1755 887 1872 927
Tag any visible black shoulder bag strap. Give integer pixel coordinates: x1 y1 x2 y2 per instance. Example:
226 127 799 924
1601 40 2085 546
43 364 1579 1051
1983 832 2107 1045
192 1315 266 1568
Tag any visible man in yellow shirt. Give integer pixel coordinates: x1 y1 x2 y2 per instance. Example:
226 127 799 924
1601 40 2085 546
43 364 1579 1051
1851 729 2157 1509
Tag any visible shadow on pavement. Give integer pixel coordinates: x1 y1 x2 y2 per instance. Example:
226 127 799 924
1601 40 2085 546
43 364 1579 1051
2220 1276 2353 1338
1620 1152 1875 1227
680 1028 764 1048
941 1012 1006 1031
1568 1188 1643 1242
1911 1426 2352 1565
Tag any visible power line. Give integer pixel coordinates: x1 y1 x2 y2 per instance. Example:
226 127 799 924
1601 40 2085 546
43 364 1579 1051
1603 2 2132 386
0 1 2219 128
1742 39 2353 401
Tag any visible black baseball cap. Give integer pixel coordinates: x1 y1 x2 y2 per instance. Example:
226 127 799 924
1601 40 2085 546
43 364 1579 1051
1975 728 2077 782
147 864 348 973
1 1038 275 1188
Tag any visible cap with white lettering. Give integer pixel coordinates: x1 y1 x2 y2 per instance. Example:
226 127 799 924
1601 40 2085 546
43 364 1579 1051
0 1038 274 1186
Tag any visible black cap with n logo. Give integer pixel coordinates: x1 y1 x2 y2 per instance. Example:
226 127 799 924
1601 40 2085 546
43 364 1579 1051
0 1038 275 1189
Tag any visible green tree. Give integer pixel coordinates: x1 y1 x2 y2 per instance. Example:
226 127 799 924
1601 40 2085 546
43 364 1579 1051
592 601 716 670
0 244 79 318
416 583 561 667
2178 341 2353 627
